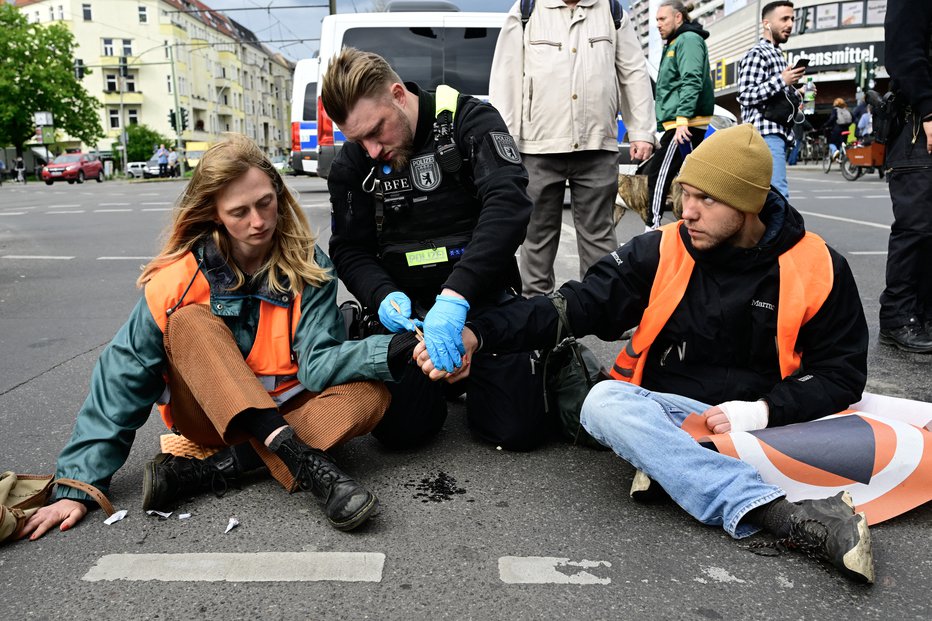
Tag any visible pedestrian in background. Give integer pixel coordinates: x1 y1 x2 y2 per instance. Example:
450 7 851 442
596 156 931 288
14 156 26 184
878 0 932 354
643 0 714 230
167 146 178 178
156 143 169 178
737 1 805 197
489 0 655 295
787 104 813 165
822 98 852 161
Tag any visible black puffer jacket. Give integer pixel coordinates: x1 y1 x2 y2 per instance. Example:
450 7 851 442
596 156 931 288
469 192 868 427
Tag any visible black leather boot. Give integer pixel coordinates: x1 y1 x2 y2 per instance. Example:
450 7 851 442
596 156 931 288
271 428 378 531
142 448 239 511
879 317 932 353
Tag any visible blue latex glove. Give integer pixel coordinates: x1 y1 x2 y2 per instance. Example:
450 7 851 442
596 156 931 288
378 291 423 333
423 295 470 373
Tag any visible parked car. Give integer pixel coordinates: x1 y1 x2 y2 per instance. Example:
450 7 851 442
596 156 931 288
42 153 104 185
270 155 292 174
144 156 161 178
126 161 148 178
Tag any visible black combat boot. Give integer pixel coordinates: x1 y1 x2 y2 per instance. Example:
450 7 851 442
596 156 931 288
142 449 240 511
754 491 874 584
270 428 378 531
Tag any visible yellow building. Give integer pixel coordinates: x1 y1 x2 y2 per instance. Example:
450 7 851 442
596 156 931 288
14 0 294 162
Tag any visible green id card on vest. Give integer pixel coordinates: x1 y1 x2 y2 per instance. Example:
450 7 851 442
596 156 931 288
406 247 448 267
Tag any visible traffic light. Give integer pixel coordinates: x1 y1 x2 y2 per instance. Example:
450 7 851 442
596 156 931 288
180 108 189 131
119 56 128 78
168 110 177 131
74 58 85 80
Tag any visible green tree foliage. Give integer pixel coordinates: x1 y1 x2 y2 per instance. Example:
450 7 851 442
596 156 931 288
125 124 171 163
0 4 103 153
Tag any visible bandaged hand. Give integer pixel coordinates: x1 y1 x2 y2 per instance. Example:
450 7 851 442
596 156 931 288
378 291 423 333
709 400 770 433
422 293 470 373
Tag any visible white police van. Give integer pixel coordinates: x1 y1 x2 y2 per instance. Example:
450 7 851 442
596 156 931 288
290 57 320 176
311 9 735 179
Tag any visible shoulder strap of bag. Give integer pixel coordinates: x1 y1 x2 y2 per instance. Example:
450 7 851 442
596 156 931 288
522 0 622 29
53 478 116 516
546 292 596 388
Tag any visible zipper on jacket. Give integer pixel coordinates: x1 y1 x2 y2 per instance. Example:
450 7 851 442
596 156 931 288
529 40 562 51
588 35 612 47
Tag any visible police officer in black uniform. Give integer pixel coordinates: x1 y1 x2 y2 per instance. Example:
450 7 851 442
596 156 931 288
322 48 545 450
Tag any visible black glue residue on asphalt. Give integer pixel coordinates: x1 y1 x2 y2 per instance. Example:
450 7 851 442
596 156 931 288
406 471 467 503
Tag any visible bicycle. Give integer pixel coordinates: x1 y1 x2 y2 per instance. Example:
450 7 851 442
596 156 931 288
822 131 853 174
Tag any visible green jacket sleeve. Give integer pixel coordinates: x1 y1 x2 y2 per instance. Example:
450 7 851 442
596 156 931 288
674 34 711 120
53 298 168 502
293 247 395 391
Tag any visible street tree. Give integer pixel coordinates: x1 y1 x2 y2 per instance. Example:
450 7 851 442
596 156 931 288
125 124 172 163
0 4 103 156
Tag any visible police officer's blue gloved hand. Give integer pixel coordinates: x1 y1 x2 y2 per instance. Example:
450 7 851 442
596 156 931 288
423 294 470 373
378 291 423 333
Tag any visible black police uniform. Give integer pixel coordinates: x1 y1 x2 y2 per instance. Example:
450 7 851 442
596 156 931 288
328 83 545 450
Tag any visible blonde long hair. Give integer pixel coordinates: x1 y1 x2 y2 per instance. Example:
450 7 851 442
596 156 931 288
137 134 330 293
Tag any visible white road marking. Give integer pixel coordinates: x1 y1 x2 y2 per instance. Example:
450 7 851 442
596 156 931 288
498 557 611 585
48 210 85 214
811 196 853 199
0 212 25 216
142 207 171 212
2 255 74 260
141 202 171 205
97 256 154 260
50 204 81 208
94 209 132 213
82 552 385 582
797 210 891 230
850 251 888 255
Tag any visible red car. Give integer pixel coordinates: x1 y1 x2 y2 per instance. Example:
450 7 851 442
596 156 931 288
42 153 104 185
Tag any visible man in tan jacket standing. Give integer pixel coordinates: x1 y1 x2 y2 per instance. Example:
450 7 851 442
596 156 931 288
490 0 655 296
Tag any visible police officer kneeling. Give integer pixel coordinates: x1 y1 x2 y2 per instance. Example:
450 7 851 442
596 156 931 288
322 48 545 450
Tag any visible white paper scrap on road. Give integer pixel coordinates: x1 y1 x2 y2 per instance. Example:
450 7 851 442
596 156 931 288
225 517 239 533
498 557 611 585
82 552 386 582
103 509 127 525
146 510 172 518
178 513 191 520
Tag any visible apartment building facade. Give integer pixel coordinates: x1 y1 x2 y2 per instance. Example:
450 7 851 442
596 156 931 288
15 0 293 161
628 0 888 118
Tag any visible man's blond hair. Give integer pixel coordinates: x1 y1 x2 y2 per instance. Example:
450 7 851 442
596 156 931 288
320 47 402 125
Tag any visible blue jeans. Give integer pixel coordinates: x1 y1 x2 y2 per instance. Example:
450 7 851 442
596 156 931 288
763 133 789 199
580 381 784 538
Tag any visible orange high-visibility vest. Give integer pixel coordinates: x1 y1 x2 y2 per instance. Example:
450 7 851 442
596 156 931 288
609 221 834 385
144 253 302 429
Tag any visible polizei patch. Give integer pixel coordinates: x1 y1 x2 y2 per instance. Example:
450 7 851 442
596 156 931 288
410 154 442 191
491 132 521 164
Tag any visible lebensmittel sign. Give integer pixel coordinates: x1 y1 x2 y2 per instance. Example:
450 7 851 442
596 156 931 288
786 42 884 73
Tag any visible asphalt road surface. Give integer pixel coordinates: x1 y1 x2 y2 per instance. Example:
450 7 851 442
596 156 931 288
0 169 929 620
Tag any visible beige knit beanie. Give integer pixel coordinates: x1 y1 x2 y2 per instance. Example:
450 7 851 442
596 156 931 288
674 123 772 214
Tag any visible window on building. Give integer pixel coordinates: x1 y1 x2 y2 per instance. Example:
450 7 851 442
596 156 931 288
58 5 64 20
125 75 136 93
128 109 139 125
102 39 114 56
105 74 118 92
82 3 92 21
167 75 173 93
49 7 54 21
139 5 148 23
165 41 170 59
109 109 120 129
122 39 133 56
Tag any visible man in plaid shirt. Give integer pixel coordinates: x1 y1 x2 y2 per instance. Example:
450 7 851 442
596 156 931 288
737 1 806 197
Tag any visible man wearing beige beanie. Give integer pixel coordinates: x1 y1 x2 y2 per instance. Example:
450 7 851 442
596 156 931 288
417 124 875 583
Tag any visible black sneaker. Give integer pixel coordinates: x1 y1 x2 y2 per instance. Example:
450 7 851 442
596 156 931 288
773 492 874 584
274 435 378 532
142 452 233 511
879 319 932 354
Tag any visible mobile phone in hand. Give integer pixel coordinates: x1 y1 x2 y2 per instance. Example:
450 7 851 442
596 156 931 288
793 58 810 71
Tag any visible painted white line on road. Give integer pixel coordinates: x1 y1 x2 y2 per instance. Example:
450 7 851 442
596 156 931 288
812 196 853 199
498 557 611 585
0 212 25 216
863 195 889 199
48 210 85 214
2 255 75 260
83 552 385 582
94 209 132 213
142 207 171 212
99 202 131 206
141 202 171 205
850 251 888 255
50 204 80 208
797 210 891 230
97 256 154 260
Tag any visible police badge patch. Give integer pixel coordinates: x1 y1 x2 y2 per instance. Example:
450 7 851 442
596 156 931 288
410 154 442 192
491 132 521 164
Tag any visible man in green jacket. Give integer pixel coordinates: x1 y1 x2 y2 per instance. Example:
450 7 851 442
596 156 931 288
643 1 715 230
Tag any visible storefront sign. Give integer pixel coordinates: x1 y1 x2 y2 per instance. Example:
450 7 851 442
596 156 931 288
786 42 884 72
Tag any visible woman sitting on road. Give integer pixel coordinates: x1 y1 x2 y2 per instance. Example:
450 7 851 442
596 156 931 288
19 134 417 539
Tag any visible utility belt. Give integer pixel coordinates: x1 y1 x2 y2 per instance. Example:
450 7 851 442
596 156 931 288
378 232 472 295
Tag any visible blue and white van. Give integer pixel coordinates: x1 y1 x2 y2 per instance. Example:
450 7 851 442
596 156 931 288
290 57 320 176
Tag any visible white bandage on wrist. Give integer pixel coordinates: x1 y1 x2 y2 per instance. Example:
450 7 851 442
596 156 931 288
718 400 769 432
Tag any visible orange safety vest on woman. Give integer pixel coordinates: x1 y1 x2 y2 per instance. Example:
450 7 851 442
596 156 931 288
609 221 835 386
144 252 303 429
